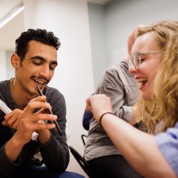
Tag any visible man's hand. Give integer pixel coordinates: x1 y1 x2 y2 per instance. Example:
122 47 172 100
4 96 57 163
2 109 22 129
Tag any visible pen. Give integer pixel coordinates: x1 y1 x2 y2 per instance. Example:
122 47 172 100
35 86 61 133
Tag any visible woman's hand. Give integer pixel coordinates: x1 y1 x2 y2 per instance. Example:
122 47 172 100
86 94 113 122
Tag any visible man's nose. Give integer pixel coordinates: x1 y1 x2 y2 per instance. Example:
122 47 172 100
39 65 50 78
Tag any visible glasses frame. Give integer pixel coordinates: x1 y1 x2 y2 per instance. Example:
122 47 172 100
129 51 161 69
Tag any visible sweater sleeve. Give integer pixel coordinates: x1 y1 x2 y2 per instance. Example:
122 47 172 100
0 144 21 178
40 87 69 172
95 65 137 122
154 123 178 176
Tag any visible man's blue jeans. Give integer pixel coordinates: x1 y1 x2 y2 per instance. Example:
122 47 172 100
7 166 85 178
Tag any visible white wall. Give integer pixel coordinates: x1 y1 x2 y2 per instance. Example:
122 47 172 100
88 0 178 77
0 0 25 50
105 0 178 65
0 0 22 18
0 50 7 81
88 3 108 86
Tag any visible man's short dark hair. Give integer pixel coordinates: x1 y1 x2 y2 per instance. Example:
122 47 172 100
15 28 60 60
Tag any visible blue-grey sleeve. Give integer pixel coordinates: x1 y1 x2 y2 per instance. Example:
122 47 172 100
42 87 69 171
0 144 20 178
154 123 178 176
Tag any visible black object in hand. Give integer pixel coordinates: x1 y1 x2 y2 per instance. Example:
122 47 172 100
35 86 61 133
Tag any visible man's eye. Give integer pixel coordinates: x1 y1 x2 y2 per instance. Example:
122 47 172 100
50 65 57 70
50 66 55 70
33 61 42 65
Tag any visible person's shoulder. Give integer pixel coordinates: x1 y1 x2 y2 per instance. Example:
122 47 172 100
105 60 128 75
45 86 64 98
104 64 118 74
44 86 66 110
45 85 59 92
117 60 134 77
0 80 9 86
0 80 10 92
0 80 11 101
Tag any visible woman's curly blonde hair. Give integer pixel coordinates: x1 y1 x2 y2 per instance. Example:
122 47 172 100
133 21 178 134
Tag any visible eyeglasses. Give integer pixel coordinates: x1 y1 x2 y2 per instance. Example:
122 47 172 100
128 51 161 69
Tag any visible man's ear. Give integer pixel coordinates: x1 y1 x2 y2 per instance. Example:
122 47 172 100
11 53 20 69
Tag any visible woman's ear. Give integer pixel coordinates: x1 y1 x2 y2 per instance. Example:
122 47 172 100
11 53 20 69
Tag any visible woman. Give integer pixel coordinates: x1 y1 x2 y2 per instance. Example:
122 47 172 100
86 21 178 178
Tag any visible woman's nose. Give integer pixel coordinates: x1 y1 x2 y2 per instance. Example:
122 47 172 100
128 62 137 74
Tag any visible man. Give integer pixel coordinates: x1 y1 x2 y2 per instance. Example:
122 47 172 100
0 29 84 178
